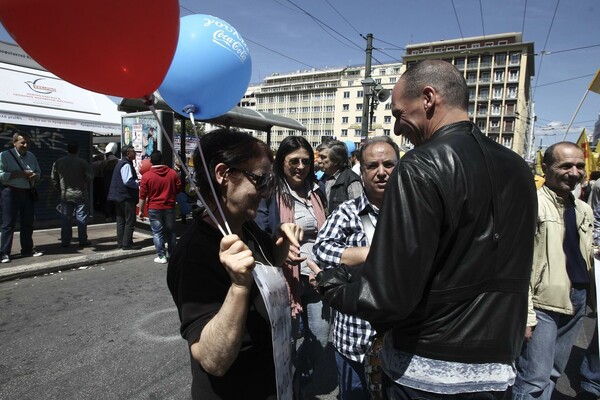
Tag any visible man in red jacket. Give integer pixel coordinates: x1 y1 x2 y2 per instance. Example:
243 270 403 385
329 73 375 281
138 150 182 263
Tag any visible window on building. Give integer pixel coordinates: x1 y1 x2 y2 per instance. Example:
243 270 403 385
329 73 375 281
495 53 507 66
389 77 397 83
357 90 364 98
478 88 489 100
375 78 382 84
505 120 514 132
480 71 490 83
471 43 480 48
469 88 476 100
325 106 334 112
447 46 455 51
301 106 310 113
385 103 391 110
494 70 504 82
380 68 386 75
343 91 350 98
491 104 501 115
348 80 354 86
506 104 515 115
343 104 349 111
507 86 517 98
502 135 513 148
485 42 494 47
312 118 321 124
289 95 297 102
490 120 500 128
289 107 297 113
356 104 363 111
509 70 519 81
342 117 348 124
303 94 310 101
492 87 503 99
384 116 392 123
354 129 362 136
498 40 508 45
477 120 486 131
510 52 521 65
341 129 348 137
459 45 467 50
355 116 362 123
384 129 391 136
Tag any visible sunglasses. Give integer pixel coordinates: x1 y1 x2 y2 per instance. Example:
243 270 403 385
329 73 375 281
226 167 274 192
288 158 311 167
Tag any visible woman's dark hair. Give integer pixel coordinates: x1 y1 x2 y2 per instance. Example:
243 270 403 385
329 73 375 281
274 136 316 207
193 128 273 200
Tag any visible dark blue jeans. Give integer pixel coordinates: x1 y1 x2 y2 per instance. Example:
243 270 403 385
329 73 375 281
335 349 369 400
580 320 600 396
148 208 176 257
1 187 34 256
513 287 588 400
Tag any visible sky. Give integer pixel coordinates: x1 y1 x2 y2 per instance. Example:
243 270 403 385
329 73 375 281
1 0 599 148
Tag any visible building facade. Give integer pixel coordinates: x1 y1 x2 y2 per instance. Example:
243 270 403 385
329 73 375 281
403 32 535 156
248 63 402 150
241 32 534 157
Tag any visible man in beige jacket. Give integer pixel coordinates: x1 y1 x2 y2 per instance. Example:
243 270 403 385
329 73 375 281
513 142 595 400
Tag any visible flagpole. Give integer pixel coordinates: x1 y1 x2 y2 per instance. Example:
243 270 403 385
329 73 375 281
561 89 590 142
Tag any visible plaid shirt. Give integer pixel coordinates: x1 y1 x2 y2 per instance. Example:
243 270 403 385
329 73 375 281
313 192 377 362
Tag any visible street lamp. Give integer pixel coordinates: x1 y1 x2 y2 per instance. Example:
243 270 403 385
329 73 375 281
361 77 376 138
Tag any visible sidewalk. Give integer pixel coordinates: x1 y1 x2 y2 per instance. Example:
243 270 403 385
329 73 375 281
0 220 190 282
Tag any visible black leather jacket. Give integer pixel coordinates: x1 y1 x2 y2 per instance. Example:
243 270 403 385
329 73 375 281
318 121 537 364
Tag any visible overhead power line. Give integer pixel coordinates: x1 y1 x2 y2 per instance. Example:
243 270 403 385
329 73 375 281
323 0 362 36
534 73 596 88
451 0 464 39
532 0 561 102
521 0 528 37
479 0 486 38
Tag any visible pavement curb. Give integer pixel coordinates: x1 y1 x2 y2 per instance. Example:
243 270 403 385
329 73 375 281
0 245 156 282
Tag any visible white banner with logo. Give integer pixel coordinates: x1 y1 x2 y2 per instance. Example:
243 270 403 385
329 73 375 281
253 262 293 400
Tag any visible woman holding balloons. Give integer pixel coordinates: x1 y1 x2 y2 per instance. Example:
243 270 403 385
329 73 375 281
167 129 303 399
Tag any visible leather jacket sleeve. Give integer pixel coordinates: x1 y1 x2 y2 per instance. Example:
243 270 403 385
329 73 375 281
318 158 443 327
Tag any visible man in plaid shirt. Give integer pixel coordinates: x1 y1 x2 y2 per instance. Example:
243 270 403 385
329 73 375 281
313 136 399 399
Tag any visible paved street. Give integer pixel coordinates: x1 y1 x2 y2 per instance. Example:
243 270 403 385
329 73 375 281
0 255 190 400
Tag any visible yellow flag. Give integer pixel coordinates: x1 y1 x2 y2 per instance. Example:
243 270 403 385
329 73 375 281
535 149 544 176
576 128 593 178
589 69 600 94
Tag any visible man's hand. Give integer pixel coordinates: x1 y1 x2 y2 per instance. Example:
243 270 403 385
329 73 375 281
138 211 145 221
219 234 255 290
524 326 534 341
276 223 305 265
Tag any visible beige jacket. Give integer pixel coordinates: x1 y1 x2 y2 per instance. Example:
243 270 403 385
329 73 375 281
527 185 595 326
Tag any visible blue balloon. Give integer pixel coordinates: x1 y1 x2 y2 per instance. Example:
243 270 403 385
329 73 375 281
159 14 252 119
344 140 356 157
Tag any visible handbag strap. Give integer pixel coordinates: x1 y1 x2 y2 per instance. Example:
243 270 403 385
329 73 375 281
6 148 34 188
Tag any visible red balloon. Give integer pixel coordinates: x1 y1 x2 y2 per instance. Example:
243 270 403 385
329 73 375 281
0 0 179 98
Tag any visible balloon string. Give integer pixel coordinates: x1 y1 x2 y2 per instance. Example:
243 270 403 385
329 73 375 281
146 103 227 237
187 112 232 236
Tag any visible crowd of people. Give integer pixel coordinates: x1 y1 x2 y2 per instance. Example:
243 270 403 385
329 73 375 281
164 60 600 400
1 59 599 400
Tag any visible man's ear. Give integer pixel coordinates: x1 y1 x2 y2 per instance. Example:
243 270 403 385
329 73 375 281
214 163 228 185
423 86 435 111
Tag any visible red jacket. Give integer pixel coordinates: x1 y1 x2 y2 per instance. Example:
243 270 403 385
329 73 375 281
139 165 182 210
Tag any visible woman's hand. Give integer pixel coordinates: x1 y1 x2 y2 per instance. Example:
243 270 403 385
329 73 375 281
274 223 304 266
219 234 255 289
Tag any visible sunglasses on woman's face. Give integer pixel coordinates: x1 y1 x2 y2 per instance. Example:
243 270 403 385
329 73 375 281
226 167 274 192
288 158 311 167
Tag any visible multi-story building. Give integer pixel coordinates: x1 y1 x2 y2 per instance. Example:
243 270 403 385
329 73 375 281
243 32 533 156
249 63 402 150
402 32 535 156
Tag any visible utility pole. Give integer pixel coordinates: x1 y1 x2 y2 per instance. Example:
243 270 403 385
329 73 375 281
361 33 373 139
